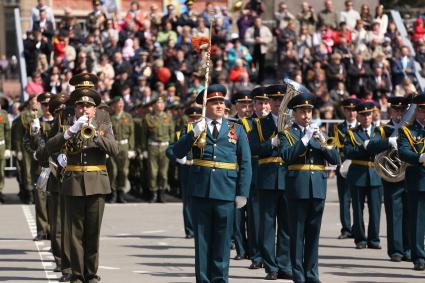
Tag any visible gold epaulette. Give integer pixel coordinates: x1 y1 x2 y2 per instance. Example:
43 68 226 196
283 129 296 146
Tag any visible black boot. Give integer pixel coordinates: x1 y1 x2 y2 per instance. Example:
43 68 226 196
0 192 4 204
117 191 127 203
157 190 165 203
24 190 34 204
149 192 158 203
106 191 117 203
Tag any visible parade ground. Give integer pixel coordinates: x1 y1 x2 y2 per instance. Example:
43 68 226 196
0 177 424 283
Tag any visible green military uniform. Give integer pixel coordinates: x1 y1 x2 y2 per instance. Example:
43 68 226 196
45 87 119 283
141 98 175 202
332 98 360 239
279 84 340 283
398 103 425 270
110 107 134 203
0 109 11 203
344 102 383 249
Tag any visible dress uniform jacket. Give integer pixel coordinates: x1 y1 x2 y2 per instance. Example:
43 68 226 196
398 120 425 265
172 118 252 283
280 123 339 283
344 125 383 247
250 112 291 276
367 121 410 259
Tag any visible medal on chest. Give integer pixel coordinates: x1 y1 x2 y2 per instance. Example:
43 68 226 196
228 123 238 144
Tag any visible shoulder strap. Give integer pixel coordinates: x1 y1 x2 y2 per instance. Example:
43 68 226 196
333 124 343 148
255 118 265 143
402 126 419 154
348 129 361 146
283 129 296 146
379 126 386 139
241 117 251 133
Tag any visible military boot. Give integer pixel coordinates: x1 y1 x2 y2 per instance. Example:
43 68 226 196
149 192 158 203
106 191 117 203
157 190 166 203
117 191 127 203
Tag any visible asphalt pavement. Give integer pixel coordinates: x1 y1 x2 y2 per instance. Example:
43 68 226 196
0 177 424 283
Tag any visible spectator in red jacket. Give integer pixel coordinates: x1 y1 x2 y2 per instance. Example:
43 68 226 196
229 59 250 82
413 17 425 44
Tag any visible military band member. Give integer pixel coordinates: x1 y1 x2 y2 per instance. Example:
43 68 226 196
398 93 425 270
141 96 175 203
25 93 54 242
231 89 253 260
344 101 383 250
279 86 339 283
109 97 135 203
250 84 292 280
247 86 270 269
332 97 360 239
172 84 252 283
45 87 118 283
367 96 411 262
166 106 202 238
86 0 108 33
0 103 11 203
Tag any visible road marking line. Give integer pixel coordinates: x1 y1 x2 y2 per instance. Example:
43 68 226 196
22 205 58 282
141 230 166 234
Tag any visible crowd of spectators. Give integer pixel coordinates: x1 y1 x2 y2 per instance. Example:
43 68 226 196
2 0 425 122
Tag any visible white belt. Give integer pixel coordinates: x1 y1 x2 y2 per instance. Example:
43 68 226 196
149 141 169 146
0 140 4 145
119 139 128 145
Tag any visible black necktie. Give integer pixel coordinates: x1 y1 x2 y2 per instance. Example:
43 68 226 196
364 128 370 138
212 120 219 139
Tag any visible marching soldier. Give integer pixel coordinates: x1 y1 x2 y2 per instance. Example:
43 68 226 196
45 87 118 283
35 93 73 281
109 97 135 203
344 101 383 249
367 96 411 262
332 97 360 239
398 93 425 270
141 96 175 203
172 84 252 283
24 93 54 242
247 86 270 269
231 89 253 260
0 103 11 203
166 106 202 238
250 84 292 280
279 81 339 283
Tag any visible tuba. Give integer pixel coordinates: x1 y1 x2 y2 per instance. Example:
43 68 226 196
374 101 416 183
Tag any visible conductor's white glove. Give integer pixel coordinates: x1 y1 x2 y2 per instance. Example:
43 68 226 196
128 150 136 159
193 118 206 137
17 151 23 161
176 156 187 165
235 196 247 208
31 118 40 134
57 154 67 168
389 137 398 150
420 153 425 163
301 124 317 146
142 151 148 159
3 149 11 159
271 135 279 148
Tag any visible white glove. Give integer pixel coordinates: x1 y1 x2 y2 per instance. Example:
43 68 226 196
128 150 136 159
419 153 425 163
363 140 370 150
69 115 89 134
17 151 23 161
33 151 38 161
3 149 11 159
176 156 187 165
142 151 148 159
31 118 40 134
301 125 317 146
57 154 67 168
193 118 206 137
235 196 247 209
271 135 279 148
388 137 398 150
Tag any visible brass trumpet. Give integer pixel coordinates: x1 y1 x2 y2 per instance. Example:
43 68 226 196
81 122 96 140
309 122 336 150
